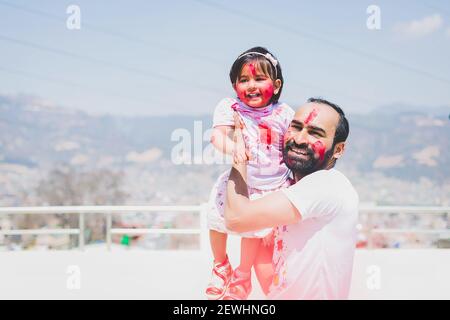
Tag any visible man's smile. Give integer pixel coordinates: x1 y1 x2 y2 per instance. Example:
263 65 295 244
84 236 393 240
288 146 309 155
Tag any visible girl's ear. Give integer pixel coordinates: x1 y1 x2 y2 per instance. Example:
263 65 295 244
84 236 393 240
273 79 282 95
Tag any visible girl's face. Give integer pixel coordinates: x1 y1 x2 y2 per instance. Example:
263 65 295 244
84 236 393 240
233 62 281 108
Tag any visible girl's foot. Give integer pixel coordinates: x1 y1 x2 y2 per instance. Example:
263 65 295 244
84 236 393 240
205 255 233 300
222 269 252 300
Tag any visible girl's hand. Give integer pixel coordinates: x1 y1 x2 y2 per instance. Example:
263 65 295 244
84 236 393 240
232 112 251 164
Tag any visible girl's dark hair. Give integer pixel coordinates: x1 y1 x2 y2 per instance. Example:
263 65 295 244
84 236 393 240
229 46 284 104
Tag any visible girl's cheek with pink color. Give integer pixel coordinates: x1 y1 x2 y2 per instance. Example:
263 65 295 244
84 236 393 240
261 82 274 101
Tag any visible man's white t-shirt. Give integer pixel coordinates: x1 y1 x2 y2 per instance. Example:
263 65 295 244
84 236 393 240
268 169 359 300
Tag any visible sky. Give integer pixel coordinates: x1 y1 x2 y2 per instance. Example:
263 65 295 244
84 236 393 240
0 0 449 116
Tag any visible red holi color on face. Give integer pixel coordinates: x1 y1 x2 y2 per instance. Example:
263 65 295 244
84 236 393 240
235 64 274 107
258 122 272 145
304 108 318 124
311 141 326 161
248 63 256 76
262 83 274 101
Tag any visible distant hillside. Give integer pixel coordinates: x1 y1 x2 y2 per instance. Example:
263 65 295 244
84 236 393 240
1 94 449 183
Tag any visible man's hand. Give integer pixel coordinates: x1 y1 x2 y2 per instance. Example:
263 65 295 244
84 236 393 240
232 112 251 164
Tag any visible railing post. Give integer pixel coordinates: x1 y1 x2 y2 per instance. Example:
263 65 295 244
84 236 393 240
199 203 209 254
79 212 85 251
106 213 112 251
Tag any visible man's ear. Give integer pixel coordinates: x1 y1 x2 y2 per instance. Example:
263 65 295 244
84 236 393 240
273 79 282 95
333 142 345 159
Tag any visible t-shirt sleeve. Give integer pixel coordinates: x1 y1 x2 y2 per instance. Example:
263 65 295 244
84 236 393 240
281 170 342 221
279 103 295 132
212 98 237 128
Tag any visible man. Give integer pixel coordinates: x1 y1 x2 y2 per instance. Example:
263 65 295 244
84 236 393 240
224 98 359 300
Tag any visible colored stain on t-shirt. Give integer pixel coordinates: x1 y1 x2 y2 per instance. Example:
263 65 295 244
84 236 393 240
258 122 272 145
277 239 284 251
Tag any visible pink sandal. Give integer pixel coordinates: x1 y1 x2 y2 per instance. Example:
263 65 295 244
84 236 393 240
205 255 233 300
222 271 252 300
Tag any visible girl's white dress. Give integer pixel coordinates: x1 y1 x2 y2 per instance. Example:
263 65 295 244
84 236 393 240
207 97 294 238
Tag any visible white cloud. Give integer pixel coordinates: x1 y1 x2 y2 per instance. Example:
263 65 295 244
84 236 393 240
70 154 89 166
446 27 450 38
126 148 162 163
373 155 404 169
394 14 443 38
413 146 440 167
54 141 80 152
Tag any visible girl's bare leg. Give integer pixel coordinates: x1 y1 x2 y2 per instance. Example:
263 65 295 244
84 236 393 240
209 229 228 263
253 240 275 295
237 237 261 273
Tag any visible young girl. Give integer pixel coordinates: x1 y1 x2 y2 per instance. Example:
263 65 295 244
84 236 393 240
206 47 294 300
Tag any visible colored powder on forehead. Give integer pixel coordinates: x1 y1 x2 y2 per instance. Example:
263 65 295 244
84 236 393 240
304 108 318 125
248 63 256 76
311 141 326 161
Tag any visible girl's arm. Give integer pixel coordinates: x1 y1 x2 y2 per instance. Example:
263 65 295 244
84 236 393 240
210 125 235 155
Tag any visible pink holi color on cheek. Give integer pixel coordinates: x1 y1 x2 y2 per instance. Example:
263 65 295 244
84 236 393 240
235 89 248 104
311 141 326 161
304 108 318 124
262 83 274 101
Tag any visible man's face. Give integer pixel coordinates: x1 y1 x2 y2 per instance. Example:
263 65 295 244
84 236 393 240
283 103 340 175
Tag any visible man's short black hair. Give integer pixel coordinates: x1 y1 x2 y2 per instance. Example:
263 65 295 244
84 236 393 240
307 97 349 145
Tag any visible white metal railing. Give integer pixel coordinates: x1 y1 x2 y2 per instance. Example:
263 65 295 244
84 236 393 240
0 205 448 251
0 205 208 251
361 206 450 248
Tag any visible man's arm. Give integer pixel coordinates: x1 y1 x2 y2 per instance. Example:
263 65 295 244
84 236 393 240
224 166 301 233
224 113 302 233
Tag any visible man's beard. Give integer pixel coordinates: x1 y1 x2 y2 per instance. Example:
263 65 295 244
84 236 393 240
283 140 334 176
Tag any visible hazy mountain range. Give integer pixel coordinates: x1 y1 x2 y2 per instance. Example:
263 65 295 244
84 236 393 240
1 94 448 181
